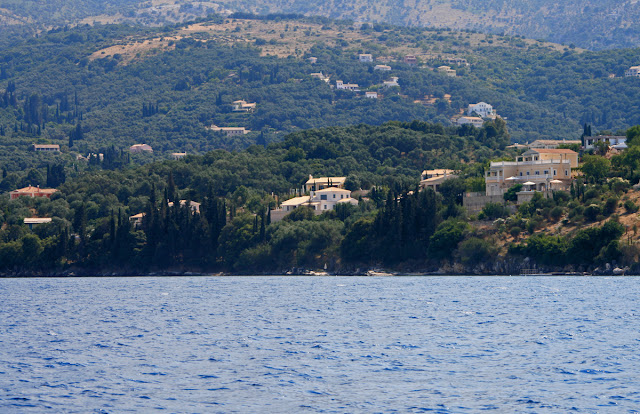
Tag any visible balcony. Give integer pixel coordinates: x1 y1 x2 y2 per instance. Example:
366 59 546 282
489 159 570 168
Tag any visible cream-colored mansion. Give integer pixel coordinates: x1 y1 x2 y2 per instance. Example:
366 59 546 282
485 148 578 196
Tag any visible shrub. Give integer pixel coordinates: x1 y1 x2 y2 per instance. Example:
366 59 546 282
503 184 523 202
550 206 564 221
481 202 509 220
456 237 497 266
584 204 601 221
283 206 315 222
428 219 470 261
624 199 639 213
603 197 618 216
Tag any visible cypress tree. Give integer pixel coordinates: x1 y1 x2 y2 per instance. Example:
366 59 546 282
260 210 266 241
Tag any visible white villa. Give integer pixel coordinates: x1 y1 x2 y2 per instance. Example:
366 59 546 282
271 176 357 222
457 116 484 128
625 66 640 77
231 100 256 112
365 91 378 99
584 135 627 150
485 148 578 197
374 64 391 71
467 102 496 118
336 80 360 91
359 54 373 63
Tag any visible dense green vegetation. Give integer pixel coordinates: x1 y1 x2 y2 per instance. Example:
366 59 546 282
0 121 507 274
2 120 640 275
2 15 640 188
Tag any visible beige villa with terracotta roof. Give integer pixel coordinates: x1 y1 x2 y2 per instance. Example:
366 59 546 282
271 176 357 222
485 148 578 196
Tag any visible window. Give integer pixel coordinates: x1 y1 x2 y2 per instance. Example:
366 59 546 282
553 170 557 176
565 170 569 176
526 171 530 176
519 172 523 176
544 170 549 175
324 205 327 210
341 194 344 199
333 194 336 199
320 195 327 200
535 171 540 175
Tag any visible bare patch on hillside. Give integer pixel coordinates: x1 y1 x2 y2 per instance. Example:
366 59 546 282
89 36 178 64
88 15 574 66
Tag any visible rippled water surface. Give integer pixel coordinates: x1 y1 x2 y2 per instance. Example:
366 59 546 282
1 276 639 413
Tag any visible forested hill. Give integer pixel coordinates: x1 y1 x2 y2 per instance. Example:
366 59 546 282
0 121 507 273
1 15 640 183
2 0 640 50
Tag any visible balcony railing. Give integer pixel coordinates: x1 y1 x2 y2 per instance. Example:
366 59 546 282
490 159 571 167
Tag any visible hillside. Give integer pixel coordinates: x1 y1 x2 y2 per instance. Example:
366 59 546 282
1 14 640 177
2 0 640 49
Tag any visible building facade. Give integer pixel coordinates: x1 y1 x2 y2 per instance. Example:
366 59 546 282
467 102 495 118
485 149 578 196
625 66 640 77
10 186 58 200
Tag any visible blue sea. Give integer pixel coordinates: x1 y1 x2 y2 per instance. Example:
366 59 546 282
1 276 639 413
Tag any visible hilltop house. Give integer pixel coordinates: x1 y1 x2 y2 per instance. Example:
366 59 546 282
583 135 627 150
374 64 391 71
404 55 417 65
437 65 456 77
304 175 347 192
359 54 373 63
336 80 360 91
171 152 187 160
231 100 256 112
485 148 578 197
528 139 582 149
308 57 317 64
24 217 52 230
365 91 378 99
457 116 484 128
467 102 496 118
444 57 469 66
129 200 201 228
10 185 58 200
271 176 357 222
31 143 60 152
208 125 250 136
419 169 457 192
130 144 153 153
310 72 330 83
383 77 399 88
625 66 640 77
